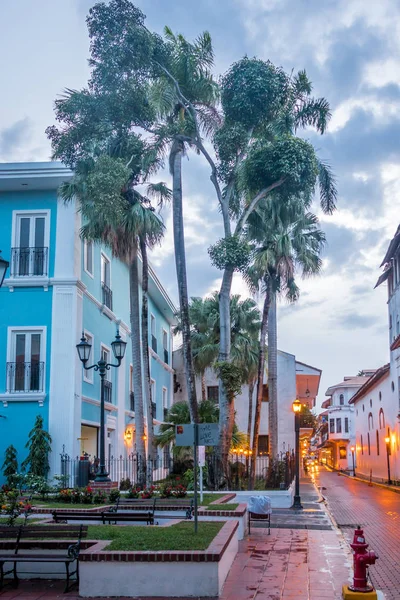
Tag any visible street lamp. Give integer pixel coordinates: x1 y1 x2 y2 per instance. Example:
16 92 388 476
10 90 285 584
292 399 303 510
77 329 127 482
0 252 9 288
385 436 392 485
350 445 355 477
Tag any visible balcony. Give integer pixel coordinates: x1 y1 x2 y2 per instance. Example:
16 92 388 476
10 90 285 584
151 335 157 353
104 379 112 403
163 348 169 364
6 361 44 393
101 283 113 311
129 391 135 412
11 247 48 277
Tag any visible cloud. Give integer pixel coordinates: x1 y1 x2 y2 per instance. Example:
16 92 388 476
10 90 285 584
0 118 33 159
331 311 381 330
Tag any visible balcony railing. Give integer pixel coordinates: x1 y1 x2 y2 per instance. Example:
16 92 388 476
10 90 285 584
104 379 112 403
102 283 113 311
6 361 44 393
163 348 169 364
151 334 157 353
152 402 157 419
129 391 135 412
11 247 48 277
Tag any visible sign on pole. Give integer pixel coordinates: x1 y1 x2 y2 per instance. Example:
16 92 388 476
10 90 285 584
175 424 194 446
198 446 206 467
175 423 219 446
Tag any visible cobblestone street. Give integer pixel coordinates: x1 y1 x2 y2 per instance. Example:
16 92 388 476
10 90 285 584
316 467 400 600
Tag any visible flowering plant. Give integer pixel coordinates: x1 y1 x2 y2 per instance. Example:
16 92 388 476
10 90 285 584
82 486 93 504
57 488 72 503
93 490 108 504
127 485 142 499
159 483 173 498
0 490 32 526
71 488 82 504
140 485 156 499
172 484 187 498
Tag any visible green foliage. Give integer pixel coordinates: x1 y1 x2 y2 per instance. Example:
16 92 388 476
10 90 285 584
22 415 52 478
2 445 18 484
119 477 132 491
108 488 121 503
0 491 32 527
214 362 243 399
93 490 108 504
221 58 289 128
208 236 251 272
183 464 208 491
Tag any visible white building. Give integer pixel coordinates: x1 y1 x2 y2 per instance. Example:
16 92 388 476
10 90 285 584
320 374 372 470
173 349 321 456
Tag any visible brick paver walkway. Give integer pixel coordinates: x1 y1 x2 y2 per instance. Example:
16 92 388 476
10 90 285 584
317 467 400 600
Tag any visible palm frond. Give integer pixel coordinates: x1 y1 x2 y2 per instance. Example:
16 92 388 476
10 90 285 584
317 159 337 214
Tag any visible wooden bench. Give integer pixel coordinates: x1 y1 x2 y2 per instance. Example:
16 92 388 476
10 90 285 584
115 497 194 519
248 511 271 535
0 524 88 540
52 509 155 526
0 524 85 593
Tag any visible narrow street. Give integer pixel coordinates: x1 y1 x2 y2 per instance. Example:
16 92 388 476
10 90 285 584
316 467 400 600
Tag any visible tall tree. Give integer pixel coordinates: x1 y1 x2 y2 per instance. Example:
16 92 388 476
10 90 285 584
246 200 326 487
22 415 52 478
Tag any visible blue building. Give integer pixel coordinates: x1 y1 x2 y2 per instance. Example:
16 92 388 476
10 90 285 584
0 162 175 481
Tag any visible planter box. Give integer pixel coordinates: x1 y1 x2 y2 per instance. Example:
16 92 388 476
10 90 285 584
79 520 238 598
198 504 248 539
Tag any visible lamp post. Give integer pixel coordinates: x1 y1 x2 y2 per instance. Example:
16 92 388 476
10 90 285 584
0 252 9 288
77 330 126 482
350 445 355 477
385 436 392 485
292 399 303 510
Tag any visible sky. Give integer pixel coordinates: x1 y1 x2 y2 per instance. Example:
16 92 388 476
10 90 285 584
1 0 399 408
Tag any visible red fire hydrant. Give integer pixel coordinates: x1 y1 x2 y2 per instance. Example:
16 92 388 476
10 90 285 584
349 526 378 593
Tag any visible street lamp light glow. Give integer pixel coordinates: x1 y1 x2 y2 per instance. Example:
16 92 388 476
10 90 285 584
292 399 302 413
385 436 390 444
350 446 355 453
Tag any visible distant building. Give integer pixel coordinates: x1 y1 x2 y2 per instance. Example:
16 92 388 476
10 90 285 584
173 349 321 456
0 162 175 482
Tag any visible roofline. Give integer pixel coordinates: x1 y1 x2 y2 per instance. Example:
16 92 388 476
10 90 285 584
348 364 390 404
295 360 322 374
325 379 368 395
148 261 177 317
0 161 72 178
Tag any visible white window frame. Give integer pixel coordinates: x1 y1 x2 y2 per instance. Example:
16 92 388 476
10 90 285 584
83 330 94 383
83 240 94 278
100 343 112 381
151 378 156 405
100 252 111 288
162 329 168 349
162 386 168 409
151 314 156 336
129 364 134 393
10 210 50 278
2 326 47 403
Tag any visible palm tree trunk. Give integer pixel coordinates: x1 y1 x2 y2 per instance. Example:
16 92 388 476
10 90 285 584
247 379 255 449
249 282 271 489
129 248 146 486
139 235 155 486
171 142 199 423
201 372 206 402
268 291 278 458
218 267 234 480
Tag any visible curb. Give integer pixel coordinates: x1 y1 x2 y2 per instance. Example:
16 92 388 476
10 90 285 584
339 472 400 495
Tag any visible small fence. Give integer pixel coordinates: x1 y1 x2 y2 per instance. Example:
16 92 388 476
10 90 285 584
60 449 295 491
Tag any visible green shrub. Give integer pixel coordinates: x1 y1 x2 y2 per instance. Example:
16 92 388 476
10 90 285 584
71 488 82 504
159 483 173 498
127 485 141 499
93 490 108 504
109 489 120 503
82 486 94 504
119 477 131 491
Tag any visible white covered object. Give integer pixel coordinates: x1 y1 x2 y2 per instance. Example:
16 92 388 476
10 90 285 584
247 495 272 515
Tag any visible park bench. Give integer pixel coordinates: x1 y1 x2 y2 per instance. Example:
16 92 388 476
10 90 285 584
114 497 194 519
0 524 85 593
52 509 155 525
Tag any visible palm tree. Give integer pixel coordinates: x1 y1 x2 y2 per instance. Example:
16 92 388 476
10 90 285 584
246 199 326 487
149 28 220 424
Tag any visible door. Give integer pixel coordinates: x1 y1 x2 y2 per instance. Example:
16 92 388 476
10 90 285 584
16 214 46 276
11 331 43 392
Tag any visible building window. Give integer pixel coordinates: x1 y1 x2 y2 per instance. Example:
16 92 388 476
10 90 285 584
362 404 365 412
207 386 219 403
361 435 364 455
329 419 335 434
258 435 269 455
339 394 344 406
370 398 372 407
379 391 382 401
162 387 168 420
379 408 385 429
151 379 156 418
367 432 371 455
368 413 373 430
11 211 49 277
101 346 111 381
262 384 269 402
6 328 45 393
129 365 134 411
390 314 393 329
101 253 112 310
392 381 395 392
162 329 168 364
150 315 157 353
83 331 94 383
339 446 347 459
376 430 380 456
336 418 342 434
84 240 94 276
344 417 349 433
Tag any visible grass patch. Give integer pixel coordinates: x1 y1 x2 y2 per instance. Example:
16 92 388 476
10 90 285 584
0 517 43 525
189 494 227 506
87 521 223 551
204 503 239 511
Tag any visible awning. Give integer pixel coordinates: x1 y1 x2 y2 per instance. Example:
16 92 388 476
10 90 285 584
375 264 392 288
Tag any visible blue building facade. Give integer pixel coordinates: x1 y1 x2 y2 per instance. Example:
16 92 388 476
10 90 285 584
0 162 175 481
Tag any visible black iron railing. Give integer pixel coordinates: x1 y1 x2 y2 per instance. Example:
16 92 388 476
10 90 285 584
163 348 169 364
104 379 112 403
11 247 48 277
102 283 113 311
129 391 135 412
6 361 44 393
151 334 157 353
